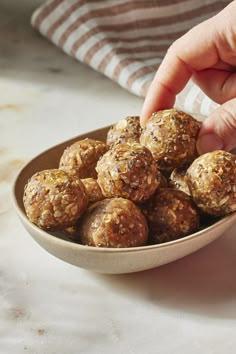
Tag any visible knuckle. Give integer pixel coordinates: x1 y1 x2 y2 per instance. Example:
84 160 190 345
167 39 181 54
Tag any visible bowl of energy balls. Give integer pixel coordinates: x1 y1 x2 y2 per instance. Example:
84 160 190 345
12 109 236 274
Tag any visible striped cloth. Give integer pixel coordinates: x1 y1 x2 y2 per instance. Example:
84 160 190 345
31 0 230 116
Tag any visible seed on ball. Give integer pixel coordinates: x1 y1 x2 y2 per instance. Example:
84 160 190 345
106 116 142 147
80 198 148 248
23 169 88 231
81 178 104 204
186 150 236 216
96 142 159 202
59 138 108 179
142 188 199 244
140 109 201 172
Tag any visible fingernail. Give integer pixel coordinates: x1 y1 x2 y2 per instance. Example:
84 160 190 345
196 133 224 155
140 118 146 128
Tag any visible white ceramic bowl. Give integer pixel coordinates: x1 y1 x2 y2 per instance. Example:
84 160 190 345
12 126 236 274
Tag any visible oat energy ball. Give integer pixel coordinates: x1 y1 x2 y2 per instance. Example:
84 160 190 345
96 143 159 202
106 116 142 147
140 109 201 172
23 169 88 231
59 138 108 179
81 178 104 204
142 188 199 244
186 150 236 216
169 166 190 195
80 198 148 248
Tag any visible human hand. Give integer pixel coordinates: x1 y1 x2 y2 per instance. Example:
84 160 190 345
141 1 236 154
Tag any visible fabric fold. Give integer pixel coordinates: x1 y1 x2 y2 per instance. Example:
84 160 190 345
31 0 229 115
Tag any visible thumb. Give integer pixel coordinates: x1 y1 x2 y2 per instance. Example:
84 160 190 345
196 98 236 154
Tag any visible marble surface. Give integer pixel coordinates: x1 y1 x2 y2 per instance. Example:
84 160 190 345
1 1 236 353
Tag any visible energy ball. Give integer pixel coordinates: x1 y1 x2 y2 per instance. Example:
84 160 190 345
142 188 199 244
64 178 104 239
80 198 148 248
140 109 201 172
23 169 88 231
106 116 142 147
169 166 190 195
96 142 159 202
81 178 104 204
186 150 236 216
59 138 108 179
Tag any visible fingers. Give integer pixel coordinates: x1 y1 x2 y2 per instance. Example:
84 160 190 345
140 51 192 126
193 68 236 104
141 17 219 125
197 98 236 154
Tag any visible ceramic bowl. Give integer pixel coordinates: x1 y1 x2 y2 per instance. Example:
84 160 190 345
12 126 236 274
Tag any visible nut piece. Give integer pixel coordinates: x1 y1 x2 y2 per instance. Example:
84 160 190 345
80 198 148 248
59 138 108 179
142 188 199 244
96 142 159 202
106 116 142 147
140 109 201 172
169 165 190 195
186 150 236 216
23 169 88 230
81 178 104 204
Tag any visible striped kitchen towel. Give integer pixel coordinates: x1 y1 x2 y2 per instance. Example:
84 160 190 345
31 0 229 116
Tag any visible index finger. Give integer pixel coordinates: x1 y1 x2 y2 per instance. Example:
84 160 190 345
141 14 221 125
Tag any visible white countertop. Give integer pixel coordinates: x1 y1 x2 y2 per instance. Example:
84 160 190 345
1 2 236 353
